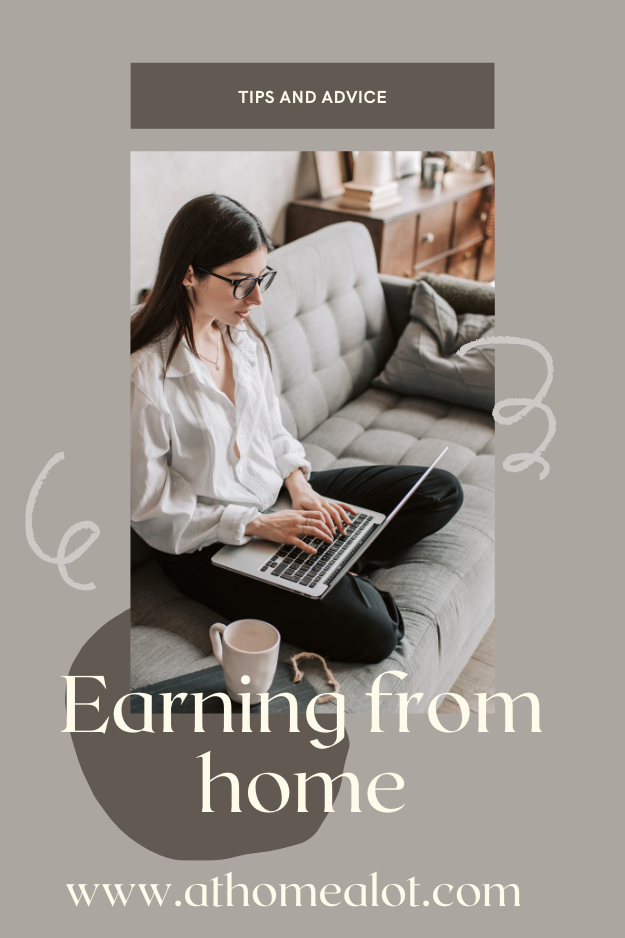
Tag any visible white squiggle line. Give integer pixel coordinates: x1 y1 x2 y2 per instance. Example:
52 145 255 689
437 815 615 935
25 452 101 590
457 336 556 480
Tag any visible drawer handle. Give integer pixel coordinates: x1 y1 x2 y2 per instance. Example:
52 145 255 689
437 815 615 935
422 232 435 243
464 251 472 259
480 211 488 222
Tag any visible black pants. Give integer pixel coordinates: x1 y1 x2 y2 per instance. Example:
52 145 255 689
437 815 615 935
155 466 463 664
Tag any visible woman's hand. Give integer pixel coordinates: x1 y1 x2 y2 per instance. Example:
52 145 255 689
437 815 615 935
245 510 336 554
291 491 356 536
284 468 356 536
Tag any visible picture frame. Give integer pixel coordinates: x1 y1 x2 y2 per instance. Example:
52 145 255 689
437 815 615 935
314 151 352 199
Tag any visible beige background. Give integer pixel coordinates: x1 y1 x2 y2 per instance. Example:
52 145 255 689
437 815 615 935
4 0 621 935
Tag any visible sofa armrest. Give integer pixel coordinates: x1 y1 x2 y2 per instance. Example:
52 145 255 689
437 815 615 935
379 274 416 341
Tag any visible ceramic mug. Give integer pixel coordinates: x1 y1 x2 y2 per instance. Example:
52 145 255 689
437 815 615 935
209 619 280 704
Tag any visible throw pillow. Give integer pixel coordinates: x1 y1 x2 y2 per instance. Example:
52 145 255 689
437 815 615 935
415 272 495 317
373 281 495 412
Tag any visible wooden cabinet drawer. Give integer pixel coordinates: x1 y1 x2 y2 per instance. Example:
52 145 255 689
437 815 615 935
380 216 417 277
447 242 481 279
452 189 486 247
415 256 448 276
414 203 454 265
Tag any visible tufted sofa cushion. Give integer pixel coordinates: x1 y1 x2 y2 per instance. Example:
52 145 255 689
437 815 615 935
252 222 396 441
301 387 494 475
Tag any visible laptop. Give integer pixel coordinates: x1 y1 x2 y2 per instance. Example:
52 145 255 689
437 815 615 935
212 448 448 600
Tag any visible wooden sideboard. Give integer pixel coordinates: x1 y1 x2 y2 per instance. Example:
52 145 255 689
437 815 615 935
286 169 495 282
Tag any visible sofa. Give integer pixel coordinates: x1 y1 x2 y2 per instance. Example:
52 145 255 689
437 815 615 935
131 221 495 714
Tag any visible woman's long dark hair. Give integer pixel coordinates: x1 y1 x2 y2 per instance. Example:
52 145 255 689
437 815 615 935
131 194 273 373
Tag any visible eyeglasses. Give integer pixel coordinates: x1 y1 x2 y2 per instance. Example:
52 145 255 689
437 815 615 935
195 265 277 300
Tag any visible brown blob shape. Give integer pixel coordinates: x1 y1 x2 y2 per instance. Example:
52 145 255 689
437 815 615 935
70 610 350 859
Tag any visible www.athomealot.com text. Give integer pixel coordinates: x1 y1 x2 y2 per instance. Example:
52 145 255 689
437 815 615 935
66 874 520 909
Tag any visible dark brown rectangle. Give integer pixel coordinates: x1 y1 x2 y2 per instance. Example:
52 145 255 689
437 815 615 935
380 217 418 278
452 189 487 247
447 242 481 279
415 256 449 276
131 63 494 129
414 203 454 264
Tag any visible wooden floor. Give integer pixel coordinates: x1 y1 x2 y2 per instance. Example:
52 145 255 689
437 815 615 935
437 621 496 713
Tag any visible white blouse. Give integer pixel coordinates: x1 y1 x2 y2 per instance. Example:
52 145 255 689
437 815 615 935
131 324 311 555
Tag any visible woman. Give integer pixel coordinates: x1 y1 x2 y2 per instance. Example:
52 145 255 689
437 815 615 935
131 194 463 664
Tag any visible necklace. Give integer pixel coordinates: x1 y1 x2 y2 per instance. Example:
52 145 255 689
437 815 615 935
198 332 221 371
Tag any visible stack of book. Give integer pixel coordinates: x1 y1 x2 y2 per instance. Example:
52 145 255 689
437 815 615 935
339 180 401 212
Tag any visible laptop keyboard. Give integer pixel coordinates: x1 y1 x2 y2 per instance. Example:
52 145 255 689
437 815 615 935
259 513 376 589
